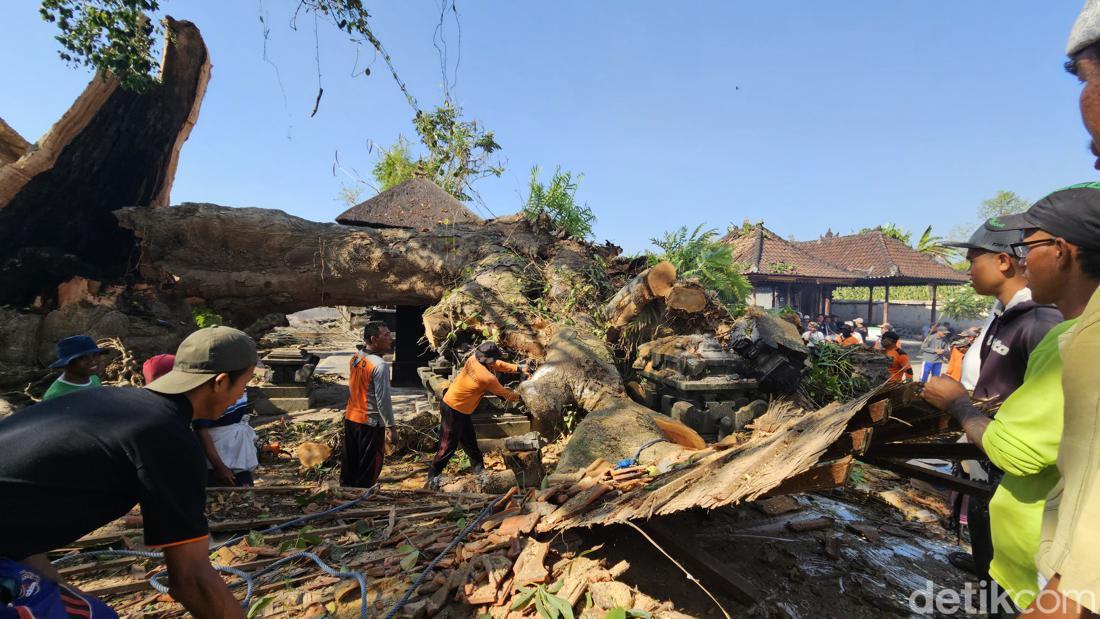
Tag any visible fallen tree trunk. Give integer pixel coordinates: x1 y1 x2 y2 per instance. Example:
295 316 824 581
115 204 555 328
0 17 210 307
603 262 676 328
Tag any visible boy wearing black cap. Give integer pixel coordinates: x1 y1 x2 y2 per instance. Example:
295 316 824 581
937 220 1063 597
0 326 258 618
42 335 106 401
426 342 527 489
923 185 1100 612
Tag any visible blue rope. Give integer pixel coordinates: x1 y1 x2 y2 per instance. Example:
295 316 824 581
52 485 380 616
381 493 509 619
615 438 668 469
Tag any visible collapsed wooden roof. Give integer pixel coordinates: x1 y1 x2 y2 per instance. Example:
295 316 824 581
335 178 482 229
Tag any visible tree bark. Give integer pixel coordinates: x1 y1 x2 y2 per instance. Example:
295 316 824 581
0 117 30 166
0 17 210 307
115 204 554 328
602 262 676 328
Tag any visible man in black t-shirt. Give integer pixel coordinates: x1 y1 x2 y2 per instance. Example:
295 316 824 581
0 326 257 619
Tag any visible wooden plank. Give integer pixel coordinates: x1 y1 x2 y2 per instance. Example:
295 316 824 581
85 580 152 597
885 381 922 409
763 456 853 497
207 506 454 532
58 557 138 578
871 414 959 444
822 427 874 460
845 399 892 430
862 457 993 501
645 518 759 606
207 485 317 494
865 441 983 461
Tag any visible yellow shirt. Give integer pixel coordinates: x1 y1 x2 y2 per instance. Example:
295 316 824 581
1037 286 1100 613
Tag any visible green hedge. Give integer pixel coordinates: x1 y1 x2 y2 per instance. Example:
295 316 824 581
832 285 969 302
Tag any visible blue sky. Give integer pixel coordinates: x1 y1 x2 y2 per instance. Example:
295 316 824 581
1 2 1093 253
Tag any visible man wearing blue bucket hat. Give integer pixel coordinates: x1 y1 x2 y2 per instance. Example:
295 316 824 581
41 335 106 401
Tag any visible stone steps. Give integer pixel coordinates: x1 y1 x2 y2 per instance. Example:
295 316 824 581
258 385 309 398
252 397 311 416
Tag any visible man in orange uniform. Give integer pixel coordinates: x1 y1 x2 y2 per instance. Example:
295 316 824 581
427 342 526 489
836 325 862 347
880 331 913 383
342 321 397 488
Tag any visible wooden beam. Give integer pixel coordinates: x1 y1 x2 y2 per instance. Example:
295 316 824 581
865 441 983 461
867 286 874 324
763 456 853 497
870 414 959 444
845 398 892 430
58 557 138 578
822 427 874 460
644 519 760 606
862 457 993 501
931 285 938 324
883 285 891 325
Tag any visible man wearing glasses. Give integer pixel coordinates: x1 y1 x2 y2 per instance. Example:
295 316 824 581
935 222 1063 604
922 186 1100 612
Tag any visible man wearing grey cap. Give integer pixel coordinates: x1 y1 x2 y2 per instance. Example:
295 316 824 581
936 221 1062 601
0 326 258 618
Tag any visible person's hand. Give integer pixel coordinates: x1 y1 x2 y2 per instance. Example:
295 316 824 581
922 376 969 411
214 465 237 486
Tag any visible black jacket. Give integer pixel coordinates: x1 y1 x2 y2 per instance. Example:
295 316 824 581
972 300 1063 402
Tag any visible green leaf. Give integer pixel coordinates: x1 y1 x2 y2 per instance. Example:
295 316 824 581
399 549 420 571
547 580 565 594
396 544 416 554
534 590 550 618
247 595 274 618
247 531 265 547
604 609 627 619
511 586 537 610
544 592 574 619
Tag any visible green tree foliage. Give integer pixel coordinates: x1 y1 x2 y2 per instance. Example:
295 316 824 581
859 223 911 245
523 166 595 239
915 225 954 263
940 286 990 320
800 343 871 408
980 190 1030 219
40 1 396 93
40 0 162 92
371 102 503 202
371 136 419 192
649 225 751 308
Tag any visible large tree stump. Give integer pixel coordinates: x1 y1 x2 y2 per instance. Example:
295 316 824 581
0 17 211 307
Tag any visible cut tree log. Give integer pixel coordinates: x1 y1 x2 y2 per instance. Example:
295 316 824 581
603 261 676 327
664 283 708 314
0 17 210 307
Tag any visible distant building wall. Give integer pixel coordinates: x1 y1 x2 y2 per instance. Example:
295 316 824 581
831 300 986 335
